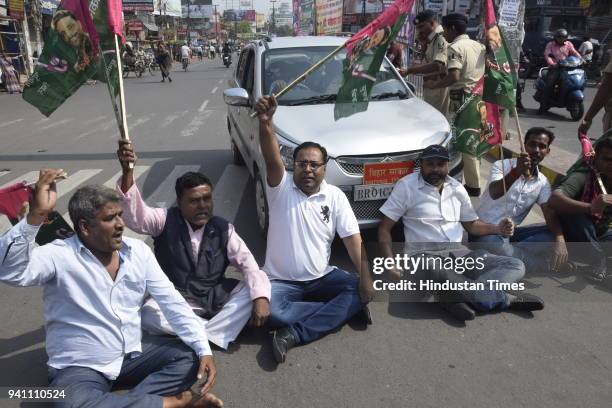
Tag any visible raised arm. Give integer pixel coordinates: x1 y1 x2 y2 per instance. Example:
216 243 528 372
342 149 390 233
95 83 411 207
116 140 166 236
1 169 64 286
254 95 285 187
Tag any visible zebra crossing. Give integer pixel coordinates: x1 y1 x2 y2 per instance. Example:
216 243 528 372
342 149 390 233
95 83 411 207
0 163 250 239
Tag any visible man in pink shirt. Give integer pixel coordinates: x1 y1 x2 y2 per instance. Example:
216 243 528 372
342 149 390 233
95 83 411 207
116 140 271 350
543 29 582 94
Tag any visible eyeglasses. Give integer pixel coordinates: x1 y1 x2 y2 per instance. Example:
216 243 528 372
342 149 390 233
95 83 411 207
294 160 326 171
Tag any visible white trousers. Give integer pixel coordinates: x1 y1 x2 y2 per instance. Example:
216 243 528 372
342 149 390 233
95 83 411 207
141 282 253 349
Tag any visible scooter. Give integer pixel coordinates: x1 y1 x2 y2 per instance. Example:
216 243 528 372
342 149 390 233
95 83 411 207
222 53 232 68
534 55 586 121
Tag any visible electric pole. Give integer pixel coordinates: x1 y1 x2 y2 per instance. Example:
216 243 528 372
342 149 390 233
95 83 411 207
270 0 276 35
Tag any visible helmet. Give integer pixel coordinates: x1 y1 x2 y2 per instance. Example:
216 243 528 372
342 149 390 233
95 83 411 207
554 29 568 39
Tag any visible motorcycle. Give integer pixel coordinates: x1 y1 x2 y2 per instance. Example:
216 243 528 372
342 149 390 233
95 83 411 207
123 54 146 78
222 53 232 68
534 55 586 121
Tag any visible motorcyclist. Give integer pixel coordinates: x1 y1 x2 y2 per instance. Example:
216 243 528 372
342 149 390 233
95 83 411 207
542 29 582 98
123 42 137 67
180 42 191 66
222 42 231 56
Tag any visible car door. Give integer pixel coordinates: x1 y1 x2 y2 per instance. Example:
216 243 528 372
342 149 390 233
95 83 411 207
230 47 253 165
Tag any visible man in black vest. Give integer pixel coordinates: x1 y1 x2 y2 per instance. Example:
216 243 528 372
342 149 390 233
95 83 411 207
116 141 271 350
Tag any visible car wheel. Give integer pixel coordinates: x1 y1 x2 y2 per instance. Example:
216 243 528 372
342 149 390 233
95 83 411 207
254 170 269 236
231 140 245 165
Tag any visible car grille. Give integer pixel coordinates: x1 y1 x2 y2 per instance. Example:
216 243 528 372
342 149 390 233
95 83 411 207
336 151 422 176
343 190 386 221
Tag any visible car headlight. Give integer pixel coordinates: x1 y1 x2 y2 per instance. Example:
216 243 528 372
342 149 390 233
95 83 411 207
277 135 297 171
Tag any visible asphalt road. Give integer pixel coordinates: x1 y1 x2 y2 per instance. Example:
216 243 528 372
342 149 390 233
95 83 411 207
1 59 611 408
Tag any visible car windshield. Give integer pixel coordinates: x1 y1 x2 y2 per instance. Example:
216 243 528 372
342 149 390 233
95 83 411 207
262 46 411 105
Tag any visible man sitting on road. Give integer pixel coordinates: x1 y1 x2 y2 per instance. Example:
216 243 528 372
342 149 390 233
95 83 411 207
549 135 612 284
470 127 568 274
116 141 271 350
378 145 545 322
254 95 373 364
0 170 222 407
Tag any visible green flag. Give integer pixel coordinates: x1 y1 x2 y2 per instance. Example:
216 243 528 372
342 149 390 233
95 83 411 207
334 0 414 120
451 78 504 158
22 0 100 116
482 0 517 109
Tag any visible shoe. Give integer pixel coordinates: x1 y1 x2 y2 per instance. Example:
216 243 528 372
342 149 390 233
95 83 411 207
358 305 373 325
161 78 165 82
464 185 481 197
440 302 476 321
168 77 172 82
272 327 296 364
508 292 544 311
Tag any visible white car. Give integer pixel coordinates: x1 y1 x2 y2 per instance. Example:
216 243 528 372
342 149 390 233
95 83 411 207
223 36 462 234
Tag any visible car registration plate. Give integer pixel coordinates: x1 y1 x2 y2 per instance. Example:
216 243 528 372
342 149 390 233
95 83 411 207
353 161 415 201
353 183 395 202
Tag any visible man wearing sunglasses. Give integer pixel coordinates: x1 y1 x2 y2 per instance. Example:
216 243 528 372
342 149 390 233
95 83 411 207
254 95 373 364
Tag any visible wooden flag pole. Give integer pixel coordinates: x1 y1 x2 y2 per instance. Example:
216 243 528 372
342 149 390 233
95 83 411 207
114 34 130 141
250 43 346 118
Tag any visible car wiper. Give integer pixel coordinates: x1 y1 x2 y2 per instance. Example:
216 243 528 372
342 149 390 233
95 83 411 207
284 94 337 106
370 91 409 100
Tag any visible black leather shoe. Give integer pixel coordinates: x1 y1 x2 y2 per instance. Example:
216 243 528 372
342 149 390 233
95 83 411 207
440 302 476 321
508 293 545 311
272 328 296 364
464 185 481 197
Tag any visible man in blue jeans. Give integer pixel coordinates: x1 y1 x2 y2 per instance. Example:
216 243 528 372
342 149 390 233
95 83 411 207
378 145 544 322
254 95 373 364
471 127 568 274
0 170 222 408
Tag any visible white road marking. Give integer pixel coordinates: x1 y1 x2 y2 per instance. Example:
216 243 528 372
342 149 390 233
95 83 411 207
76 120 118 140
0 118 24 128
161 110 190 127
85 115 107 125
198 99 209 113
0 171 39 188
180 111 212 137
211 87 218 94
147 165 200 207
56 169 103 200
40 118 72 130
213 165 249 223
0 170 11 179
110 115 152 139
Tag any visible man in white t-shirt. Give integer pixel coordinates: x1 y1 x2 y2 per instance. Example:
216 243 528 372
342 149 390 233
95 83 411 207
378 145 544 322
579 36 593 64
254 95 372 364
471 127 568 274
181 43 191 61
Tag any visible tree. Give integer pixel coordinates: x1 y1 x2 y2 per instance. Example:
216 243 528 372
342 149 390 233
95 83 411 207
275 25 293 37
237 21 252 34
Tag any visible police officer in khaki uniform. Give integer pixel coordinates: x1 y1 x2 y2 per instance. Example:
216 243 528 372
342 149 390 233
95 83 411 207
401 10 449 115
425 13 486 197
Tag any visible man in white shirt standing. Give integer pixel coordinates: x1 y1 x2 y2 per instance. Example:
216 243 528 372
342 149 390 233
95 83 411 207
579 36 594 65
254 96 372 364
378 145 544 322
0 170 222 408
472 127 568 273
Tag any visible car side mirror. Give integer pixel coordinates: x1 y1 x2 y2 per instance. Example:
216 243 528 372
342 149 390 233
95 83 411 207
224 88 250 107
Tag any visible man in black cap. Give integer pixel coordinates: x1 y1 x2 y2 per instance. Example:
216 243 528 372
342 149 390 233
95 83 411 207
377 144 544 322
400 10 449 115
424 13 487 198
